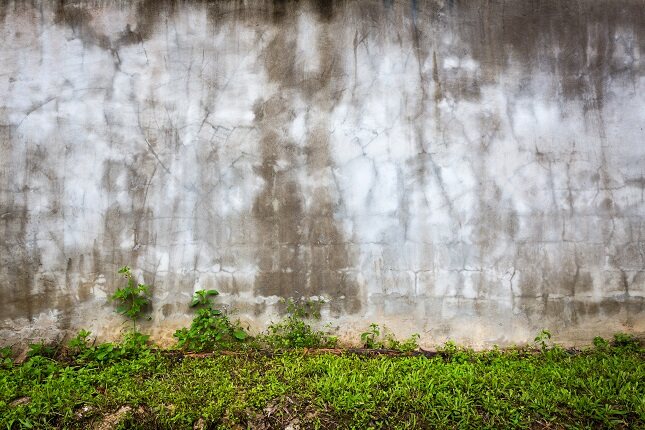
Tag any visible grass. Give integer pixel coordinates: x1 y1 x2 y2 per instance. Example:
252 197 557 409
0 341 643 429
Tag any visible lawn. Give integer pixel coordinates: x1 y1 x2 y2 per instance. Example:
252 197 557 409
1 340 643 429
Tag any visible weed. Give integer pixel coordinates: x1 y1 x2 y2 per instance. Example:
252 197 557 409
88 342 120 363
263 298 337 349
174 289 248 352
533 329 552 351
438 340 475 363
111 266 151 332
284 297 324 319
593 336 610 350
359 324 419 352
360 323 383 349
190 289 219 307
26 341 56 358
611 332 641 352
122 330 151 351
0 347 12 369
63 328 152 365
385 333 420 353
440 339 458 354
67 329 92 356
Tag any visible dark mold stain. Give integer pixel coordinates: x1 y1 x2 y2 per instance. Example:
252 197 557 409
0 1 9 26
0 133 72 323
252 10 360 313
262 16 346 102
431 51 443 103
0 203 40 321
161 303 176 318
270 0 292 23
251 98 307 298
48 0 645 109
442 0 645 108
53 0 181 60
132 0 180 41
54 1 111 50
314 0 336 22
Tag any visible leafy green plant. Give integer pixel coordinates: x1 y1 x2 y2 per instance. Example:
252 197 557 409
436 340 473 363
0 346 13 369
440 339 458 354
263 298 337 349
359 324 419 351
593 336 609 350
533 329 552 351
611 332 641 352
284 297 324 320
385 333 420 353
26 341 56 358
76 332 151 364
360 323 383 349
89 342 120 363
111 266 151 331
67 329 92 356
64 328 152 365
174 309 247 351
190 289 219 307
174 289 248 352
122 330 151 351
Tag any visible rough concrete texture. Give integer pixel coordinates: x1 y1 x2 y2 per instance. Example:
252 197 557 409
0 0 644 347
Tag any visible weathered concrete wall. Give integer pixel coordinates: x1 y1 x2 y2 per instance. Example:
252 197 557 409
1 0 644 347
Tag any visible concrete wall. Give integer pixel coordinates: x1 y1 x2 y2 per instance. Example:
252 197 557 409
1 0 644 347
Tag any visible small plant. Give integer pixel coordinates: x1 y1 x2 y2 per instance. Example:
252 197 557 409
191 289 219 307
89 342 120 363
360 323 384 349
437 340 474 363
122 330 151 350
67 329 92 356
0 346 13 368
440 340 458 354
64 329 152 365
263 297 337 349
174 289 248 352
534 329 552 351
593 336 609 350
359 324 419 351
111 266 151 332
611 333 641 352
385 333 420 353
26 341 56 358
284 297 323 320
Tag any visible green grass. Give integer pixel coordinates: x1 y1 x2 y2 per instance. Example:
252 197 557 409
1 343 643 429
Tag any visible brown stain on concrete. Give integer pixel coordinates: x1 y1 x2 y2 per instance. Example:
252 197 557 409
47 0 645 108
439 0 645 108
0 123 73 322
251 96 306 298
252 8 361 314
0 203 41 321
54 1 111 50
